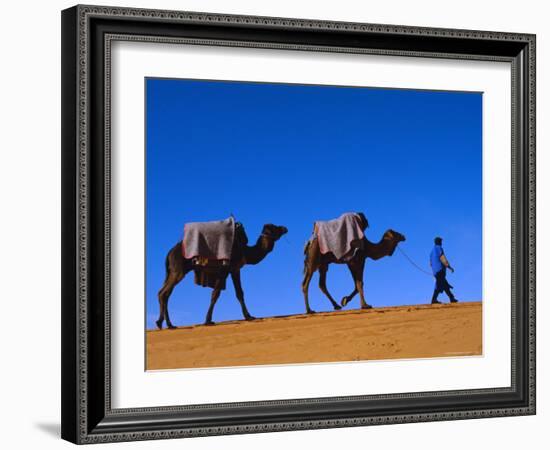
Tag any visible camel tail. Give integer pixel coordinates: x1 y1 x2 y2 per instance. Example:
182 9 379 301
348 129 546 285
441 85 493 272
164 252 170 279
162 241 180 285
160 252 171 288
303 240 310 275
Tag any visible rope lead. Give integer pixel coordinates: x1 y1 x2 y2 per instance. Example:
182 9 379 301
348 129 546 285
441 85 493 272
396 245 434 277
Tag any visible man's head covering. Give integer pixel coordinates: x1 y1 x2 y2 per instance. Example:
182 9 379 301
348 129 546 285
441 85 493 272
434 236 443 245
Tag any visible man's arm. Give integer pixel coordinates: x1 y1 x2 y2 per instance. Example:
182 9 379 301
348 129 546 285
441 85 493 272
440 253 454 272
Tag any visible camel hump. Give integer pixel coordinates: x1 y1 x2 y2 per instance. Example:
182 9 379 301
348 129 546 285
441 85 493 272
234 221 248 246
314 212 366 260
182 216 236 261
356 212 369 230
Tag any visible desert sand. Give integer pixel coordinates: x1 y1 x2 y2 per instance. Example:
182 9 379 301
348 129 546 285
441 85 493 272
146 301 482 370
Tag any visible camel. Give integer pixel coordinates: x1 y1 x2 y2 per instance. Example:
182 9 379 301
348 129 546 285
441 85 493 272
302 229 406 313
156 223 288 329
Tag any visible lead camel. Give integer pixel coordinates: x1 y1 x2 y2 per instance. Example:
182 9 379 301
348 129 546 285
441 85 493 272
302 228 406 313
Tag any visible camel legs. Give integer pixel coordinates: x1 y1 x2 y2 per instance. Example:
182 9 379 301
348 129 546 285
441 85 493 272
318 266 342 310
231 270 255 321
341 288 358 307
302 268 316 314
157 269 187 329
346 259 372 309
204 278 223 325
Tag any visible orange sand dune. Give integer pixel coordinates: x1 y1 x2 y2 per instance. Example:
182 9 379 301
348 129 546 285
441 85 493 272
146 301 482 370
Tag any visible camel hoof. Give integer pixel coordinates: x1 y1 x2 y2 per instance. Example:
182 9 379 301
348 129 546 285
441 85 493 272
155 320 163 330
245 315 256 321
341 297 350 307
167 324 177 329
361 304 373 310
204 321 215 326
306 309 316 315
333 304 342 311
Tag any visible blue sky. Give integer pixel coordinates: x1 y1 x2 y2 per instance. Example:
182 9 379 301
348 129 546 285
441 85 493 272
146 78 482 328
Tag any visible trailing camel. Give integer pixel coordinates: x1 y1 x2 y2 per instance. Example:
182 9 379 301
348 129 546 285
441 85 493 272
157 223 288 328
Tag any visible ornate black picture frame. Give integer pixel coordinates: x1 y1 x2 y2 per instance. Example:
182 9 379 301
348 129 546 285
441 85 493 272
61 4 536 444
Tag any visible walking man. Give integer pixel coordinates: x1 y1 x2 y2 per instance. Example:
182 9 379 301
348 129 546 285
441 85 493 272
430 236 458 304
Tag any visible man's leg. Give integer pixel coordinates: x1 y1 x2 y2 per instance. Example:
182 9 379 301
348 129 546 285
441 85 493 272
443 279 458 303
432 271 444 304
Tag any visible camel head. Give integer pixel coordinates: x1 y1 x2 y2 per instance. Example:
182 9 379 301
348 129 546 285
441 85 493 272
253 224 288 255
243 224 288 265
261 224 288 241
383 229 406 255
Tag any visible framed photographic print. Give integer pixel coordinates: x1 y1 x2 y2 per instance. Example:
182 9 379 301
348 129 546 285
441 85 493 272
61 4 536 444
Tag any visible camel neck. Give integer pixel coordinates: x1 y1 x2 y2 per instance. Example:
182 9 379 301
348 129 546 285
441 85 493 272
245 236 274 265
364 236 395 260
